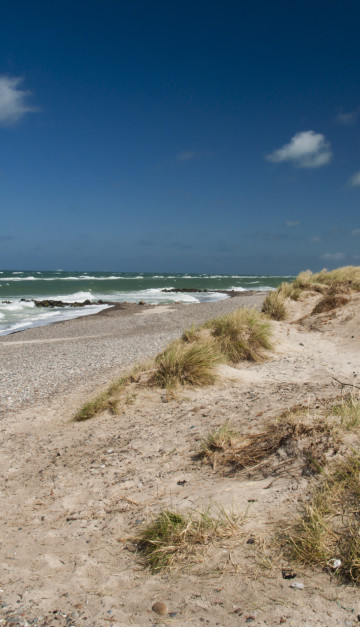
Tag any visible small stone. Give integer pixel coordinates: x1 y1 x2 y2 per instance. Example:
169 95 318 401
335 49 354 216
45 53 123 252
290 581 304 589
328 558 341 569
246 616 256 623
247 538 255 545
280 619 287 624
152 601 167 616
282 567 296 579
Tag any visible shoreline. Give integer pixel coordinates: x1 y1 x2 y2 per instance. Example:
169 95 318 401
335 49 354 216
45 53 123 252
0 291 266 413
0 289 260 339
1 287 360 625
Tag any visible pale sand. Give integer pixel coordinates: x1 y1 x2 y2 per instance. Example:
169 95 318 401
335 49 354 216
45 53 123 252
0 293 265 412
0 292 360 626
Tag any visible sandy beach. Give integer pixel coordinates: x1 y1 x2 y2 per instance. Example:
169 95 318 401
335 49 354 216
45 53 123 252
1 291 360 626
0 292 265 413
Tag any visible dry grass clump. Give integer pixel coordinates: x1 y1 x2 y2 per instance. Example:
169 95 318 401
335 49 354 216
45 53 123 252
136 506 242 572
205 308 272 363
200 414 334 475
311 293 349 315
262 290 287 320
73 362 153 421
73 375 130 421
200 423 239 459
285 453 360 584
332 393 360 430
181 325 201 343
200 395 360 475
151 338 223 389
277 281 301 301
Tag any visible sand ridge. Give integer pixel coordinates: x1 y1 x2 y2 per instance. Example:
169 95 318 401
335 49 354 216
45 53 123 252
0 293 360 625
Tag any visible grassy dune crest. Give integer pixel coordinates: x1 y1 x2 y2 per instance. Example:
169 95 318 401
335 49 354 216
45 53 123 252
278 265 360 300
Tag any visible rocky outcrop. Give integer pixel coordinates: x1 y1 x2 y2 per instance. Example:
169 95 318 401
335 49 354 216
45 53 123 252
34 299 92 308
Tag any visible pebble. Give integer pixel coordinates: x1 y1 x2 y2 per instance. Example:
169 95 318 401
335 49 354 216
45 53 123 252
152 601 168 616
290 582 304 589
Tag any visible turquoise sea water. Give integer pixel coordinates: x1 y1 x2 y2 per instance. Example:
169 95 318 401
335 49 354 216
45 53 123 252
0 270 294 336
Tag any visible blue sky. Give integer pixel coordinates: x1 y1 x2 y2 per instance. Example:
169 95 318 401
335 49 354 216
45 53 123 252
0 0 359 273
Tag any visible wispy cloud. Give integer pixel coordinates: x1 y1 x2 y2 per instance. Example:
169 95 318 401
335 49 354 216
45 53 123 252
177 150 197 161
286 220 300 227
335 108 359 126
0 76 38 126
321 252 345 260
176 150 215 162
254 232 290 241
137 239 154 247
310 236 320 243
266 131 332 169
351 228 360 235
347 171 360 188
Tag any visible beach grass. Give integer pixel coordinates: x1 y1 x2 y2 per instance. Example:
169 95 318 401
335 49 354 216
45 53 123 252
73 375 130 421
73 362 151 421
136 505 242 572
284 453 360 584
204 308 272 363
261 290 287 320
74 306 273 415
150 337 223 389
278 265 360 301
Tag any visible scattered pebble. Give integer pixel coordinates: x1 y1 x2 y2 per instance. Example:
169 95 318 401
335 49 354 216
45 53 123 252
290 582 304 590
329 558 342 569
152 601 168 616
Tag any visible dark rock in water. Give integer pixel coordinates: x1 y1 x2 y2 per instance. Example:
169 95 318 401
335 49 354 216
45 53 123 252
162 288 208 293
2 300 11 304
138 300 146 305
34 299 93 308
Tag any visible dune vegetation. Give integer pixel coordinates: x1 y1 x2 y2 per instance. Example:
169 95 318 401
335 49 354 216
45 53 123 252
277 265 360 301
74 307 273 418
136 505 242 572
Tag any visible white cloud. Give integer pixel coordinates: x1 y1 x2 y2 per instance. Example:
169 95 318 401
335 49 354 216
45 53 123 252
352 228 360 235
347 171 360 188
310 236 320 243
0 76 38 126
321 252 345 260
285 220 300 227
266 131 332 169
336 108 359 126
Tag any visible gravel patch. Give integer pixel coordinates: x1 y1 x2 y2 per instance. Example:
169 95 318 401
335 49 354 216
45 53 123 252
0 293 265 413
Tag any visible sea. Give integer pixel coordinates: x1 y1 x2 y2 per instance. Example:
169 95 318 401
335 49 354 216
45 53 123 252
0 271 294 336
